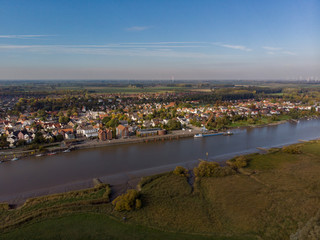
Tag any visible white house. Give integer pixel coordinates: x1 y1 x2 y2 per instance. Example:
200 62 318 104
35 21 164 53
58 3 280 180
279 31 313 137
77 127 98 138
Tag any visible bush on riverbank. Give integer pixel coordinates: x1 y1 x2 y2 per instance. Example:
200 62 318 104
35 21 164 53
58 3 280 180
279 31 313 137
194 161 235 178
282 145 302 154
227 155 250 169
173 166 189 177
0 203 9 211
112 189 142 211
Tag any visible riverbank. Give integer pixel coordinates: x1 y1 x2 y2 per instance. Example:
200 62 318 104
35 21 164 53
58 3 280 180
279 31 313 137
2 139 320 239
1 135 319 206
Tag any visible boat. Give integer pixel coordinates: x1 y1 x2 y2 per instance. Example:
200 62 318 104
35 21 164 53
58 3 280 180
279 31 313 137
63 149 71 153
194 133 203 138
194 132 223 138
203 133 223 137
47 152 56 156
36 154 43 157
223 131 233 136
11 157 19 161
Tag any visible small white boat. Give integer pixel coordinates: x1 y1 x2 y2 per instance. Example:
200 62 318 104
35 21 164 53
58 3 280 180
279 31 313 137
224 131 233 136
11 157 19 161
194 133 203 138
63 149 71 153
36 154 43 157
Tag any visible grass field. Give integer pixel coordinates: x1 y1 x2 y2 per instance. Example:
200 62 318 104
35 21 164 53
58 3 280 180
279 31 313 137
1 141 320 239
1 213 246 240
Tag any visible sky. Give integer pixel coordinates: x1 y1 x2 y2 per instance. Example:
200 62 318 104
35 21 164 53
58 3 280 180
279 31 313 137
0 0 319 80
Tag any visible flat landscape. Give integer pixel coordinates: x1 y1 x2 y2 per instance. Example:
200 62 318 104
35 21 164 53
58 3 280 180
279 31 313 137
1 140 320 240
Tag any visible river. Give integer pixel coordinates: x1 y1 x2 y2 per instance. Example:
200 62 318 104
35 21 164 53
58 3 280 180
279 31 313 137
1 119 320 202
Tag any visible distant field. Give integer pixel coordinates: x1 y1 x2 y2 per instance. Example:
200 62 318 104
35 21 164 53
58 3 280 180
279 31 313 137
1 140 320 239
55 86 194 94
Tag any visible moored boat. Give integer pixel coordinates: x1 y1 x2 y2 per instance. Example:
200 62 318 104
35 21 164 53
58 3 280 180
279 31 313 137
223 131 233 136
11 157 19 161
194 132 224 138
194 133 203 138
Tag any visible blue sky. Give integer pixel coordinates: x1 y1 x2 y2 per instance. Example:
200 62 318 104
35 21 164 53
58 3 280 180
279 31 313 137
0 0 319 80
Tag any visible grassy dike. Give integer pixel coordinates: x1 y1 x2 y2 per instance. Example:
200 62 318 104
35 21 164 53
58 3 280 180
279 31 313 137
1 140 320 239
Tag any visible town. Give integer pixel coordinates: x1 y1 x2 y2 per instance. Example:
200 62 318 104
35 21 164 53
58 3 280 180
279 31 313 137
1 86 319 155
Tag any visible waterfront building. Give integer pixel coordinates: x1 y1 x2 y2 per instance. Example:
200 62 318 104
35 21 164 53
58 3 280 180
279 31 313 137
116 125 129 138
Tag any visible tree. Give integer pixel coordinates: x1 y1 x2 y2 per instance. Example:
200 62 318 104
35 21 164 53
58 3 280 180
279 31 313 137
33 132 46 144
106 118 119 128
112 189 141 211
56 134 64 142
0 135 9 148
59 116 70 124
173 166 189 177
166 119 181 130
102 116 111 125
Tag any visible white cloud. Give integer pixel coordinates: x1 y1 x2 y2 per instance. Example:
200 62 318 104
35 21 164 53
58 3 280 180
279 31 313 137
281 51 296 56
263 46 282 51
125 26 151 32
0 44 220 59
263 46 296 56
0 35 52 39
213 42 252 51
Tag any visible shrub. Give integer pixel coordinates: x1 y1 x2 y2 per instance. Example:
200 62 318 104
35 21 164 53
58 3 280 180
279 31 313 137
135 199 142 209
112 189 141 211
0 203 9 211
194 161 236 178
282 145 302 154
194 161 219 177
173 166 189 177
210 166 236 177
227 155 249 169
103 184 112 200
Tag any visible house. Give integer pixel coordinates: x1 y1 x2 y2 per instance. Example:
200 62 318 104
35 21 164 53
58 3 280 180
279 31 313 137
98 129 107 141
116 125 129 138
64 132 75 140
6 135 17 147
17 130 32 143
99 129 112 141
77 126 98 138
136 128 160 137
105 129 112 140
